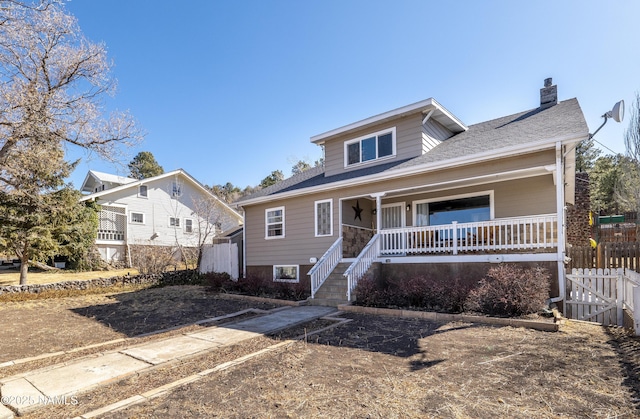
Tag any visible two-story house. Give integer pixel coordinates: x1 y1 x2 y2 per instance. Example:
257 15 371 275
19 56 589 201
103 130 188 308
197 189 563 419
80 169 243 265
237 79 589 305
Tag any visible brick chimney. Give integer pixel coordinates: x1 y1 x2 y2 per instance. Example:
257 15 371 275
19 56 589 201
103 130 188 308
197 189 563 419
540 77 557 108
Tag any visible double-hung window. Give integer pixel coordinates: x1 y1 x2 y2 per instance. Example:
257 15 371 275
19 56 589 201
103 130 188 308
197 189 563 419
345 127 395 167
185 219 193 233
169 217 180 227
130 212 145 224
315 199 332 237
265 207 284 239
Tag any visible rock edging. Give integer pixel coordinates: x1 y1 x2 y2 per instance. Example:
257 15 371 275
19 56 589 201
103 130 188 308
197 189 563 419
0 270 200 296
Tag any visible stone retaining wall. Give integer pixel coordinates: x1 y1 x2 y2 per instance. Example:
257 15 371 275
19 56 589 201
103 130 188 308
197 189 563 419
0 270 200 296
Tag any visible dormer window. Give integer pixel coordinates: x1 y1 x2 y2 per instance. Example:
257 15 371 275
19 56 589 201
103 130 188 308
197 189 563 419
344 127 396 167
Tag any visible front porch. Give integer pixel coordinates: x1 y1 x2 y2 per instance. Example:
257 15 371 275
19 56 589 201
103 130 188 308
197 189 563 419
342 214 558 257
310 214 560 303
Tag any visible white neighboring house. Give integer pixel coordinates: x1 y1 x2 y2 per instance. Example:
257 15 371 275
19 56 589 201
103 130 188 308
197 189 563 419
79 169 243 265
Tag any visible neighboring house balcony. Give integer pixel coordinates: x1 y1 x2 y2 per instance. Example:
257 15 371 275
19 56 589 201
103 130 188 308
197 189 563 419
96 205 127 244
97 229 125 242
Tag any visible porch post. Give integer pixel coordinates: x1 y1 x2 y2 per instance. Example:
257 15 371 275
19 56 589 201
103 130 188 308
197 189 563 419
376 195 382 254
371 193 385 256
376 195 382 233
555 142 566 305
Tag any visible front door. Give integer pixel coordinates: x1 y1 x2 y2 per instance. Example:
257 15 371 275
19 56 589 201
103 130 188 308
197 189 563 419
380 203 406 254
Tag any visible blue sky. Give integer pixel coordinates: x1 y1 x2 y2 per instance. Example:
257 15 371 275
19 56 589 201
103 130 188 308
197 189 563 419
64 0 640 190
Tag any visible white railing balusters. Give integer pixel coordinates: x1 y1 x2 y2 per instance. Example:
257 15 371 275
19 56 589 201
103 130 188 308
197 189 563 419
308 237 343 299
378 214 558 255
344 234 380 302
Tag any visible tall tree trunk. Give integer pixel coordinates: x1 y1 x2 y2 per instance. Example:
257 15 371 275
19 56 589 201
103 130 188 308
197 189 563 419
19 254 29 285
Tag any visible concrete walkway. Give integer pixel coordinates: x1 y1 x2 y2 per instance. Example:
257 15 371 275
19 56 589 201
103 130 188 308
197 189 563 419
0 305 336 417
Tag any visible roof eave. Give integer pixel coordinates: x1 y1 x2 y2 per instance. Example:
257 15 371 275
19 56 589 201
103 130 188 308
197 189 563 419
237 131 588 207
79 169 244 222
310 98 467 145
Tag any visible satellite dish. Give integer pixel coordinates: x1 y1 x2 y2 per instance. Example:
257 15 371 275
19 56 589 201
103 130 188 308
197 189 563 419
608 100 624 123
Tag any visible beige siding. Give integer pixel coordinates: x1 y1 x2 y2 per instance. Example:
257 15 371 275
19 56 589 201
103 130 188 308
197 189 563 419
423 118 453 141
245 150 558 268
323 114 424 177
422 119 452 153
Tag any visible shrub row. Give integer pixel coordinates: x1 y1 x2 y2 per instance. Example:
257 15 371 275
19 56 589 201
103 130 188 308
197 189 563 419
205 272 310 301
354 264 551 317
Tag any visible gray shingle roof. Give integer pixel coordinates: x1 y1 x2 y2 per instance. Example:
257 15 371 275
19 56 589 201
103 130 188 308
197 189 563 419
238 98 588 203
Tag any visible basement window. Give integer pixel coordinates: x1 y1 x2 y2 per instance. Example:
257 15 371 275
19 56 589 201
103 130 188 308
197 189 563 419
273 265 299 283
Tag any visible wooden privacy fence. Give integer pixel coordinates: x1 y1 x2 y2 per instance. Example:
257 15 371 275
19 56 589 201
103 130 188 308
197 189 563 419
567 242 640 271
565 268 640 334
199 242 239 279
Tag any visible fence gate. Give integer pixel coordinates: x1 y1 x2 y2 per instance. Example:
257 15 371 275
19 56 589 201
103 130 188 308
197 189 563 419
199 242 239 279
565 268 623 326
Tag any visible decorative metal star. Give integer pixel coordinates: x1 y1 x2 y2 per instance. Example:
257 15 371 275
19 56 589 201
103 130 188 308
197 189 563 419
352 200 363 221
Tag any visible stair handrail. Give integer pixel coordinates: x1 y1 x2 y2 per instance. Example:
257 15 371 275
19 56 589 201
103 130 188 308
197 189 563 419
344 233 380 301
308 236 343 299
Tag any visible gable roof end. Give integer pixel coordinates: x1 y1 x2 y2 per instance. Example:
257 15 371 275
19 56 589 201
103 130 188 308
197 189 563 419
310 98 467 145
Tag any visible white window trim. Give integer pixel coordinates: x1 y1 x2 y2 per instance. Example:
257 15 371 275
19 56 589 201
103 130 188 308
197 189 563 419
130 212 145 225
273 265 299 283
184 218 194 233
344 126 396 168
169 217 181 228
265 206 285 240
412 190 495 226
314 199 333 237
171 182 183 198
138 185 148 198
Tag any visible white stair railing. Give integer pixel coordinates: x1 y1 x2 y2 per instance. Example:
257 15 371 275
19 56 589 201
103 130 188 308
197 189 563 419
308 237 343 299
344 234 380 302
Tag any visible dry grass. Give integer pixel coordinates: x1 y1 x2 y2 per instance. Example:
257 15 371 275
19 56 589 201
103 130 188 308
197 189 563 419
2 285 638 419
103 315 640 419
0 268 139 286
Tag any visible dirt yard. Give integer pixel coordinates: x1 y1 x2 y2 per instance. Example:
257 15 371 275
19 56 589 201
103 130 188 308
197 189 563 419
1 285 638 418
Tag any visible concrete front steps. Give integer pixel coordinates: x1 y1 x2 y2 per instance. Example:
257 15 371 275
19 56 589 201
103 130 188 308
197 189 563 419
308 262 350 307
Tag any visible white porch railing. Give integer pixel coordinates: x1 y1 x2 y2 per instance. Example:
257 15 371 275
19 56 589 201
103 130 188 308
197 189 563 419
344 234 380 302
308 237 343 299
379 214 558 256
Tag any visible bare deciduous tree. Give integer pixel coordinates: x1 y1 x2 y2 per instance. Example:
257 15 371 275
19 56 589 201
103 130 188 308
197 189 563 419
191 196 225 270
0 0 143 284
625 93 640 164
0 0 143 166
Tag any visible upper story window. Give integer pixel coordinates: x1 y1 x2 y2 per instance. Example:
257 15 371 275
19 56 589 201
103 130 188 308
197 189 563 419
344 127 396 167
185 218 193 233
265 206 284 239
169 217 180 227
171 182 182 198
138 185 148 198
